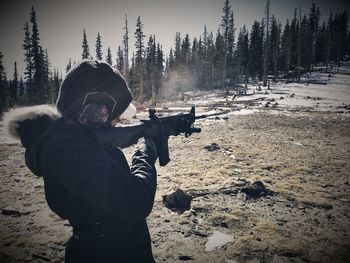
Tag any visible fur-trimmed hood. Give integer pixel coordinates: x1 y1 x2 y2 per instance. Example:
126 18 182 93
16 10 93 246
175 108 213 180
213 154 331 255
3 105 61 148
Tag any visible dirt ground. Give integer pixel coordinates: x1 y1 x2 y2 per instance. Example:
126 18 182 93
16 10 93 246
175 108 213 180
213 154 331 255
0 110 350 263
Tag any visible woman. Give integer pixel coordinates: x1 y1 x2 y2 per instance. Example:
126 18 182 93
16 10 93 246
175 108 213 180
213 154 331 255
5 60 158 262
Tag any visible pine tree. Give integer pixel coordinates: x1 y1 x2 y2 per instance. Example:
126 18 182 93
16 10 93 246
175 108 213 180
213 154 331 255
181 34 191 66
106 47 112 65
296 6 302 81
18 77 25 104
203 25 208 53
48 68 61 104
116 46 124 72
174 32 182 67
236 26 249 83
66 58 72 73
315 22 327 64
155 43 164 100
191 37 199 67
262 0 270 86
346 31 350 58
325 11 334 71
191 37 201 90
123 15 129 80
300 15 309 69
134 16 145 101
30 7 47 104
280 20 292 75
168 48 175 72
0 52 8 112
307 3 320 70
198 26 212 90
47 69 55 104
145 35 156 102
247 21 263 81
197 36 205 90
220 0 235 88
96 33 103 60
164 55 170 98
334 11 349 66
180 34 191 95
53 68 61 101
290 8 299 70
227 10 236 85
82 29 90 60
22 21 32 100
214 29 225 87
206 32 216 90
43 49 51 97
269 16 281 80
9 62 19 106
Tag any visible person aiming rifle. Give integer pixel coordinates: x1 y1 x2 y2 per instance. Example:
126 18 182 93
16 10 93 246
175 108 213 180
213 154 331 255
5 60 159 262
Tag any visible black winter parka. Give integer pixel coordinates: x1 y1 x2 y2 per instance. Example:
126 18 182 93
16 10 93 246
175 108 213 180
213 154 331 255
22 115 157 263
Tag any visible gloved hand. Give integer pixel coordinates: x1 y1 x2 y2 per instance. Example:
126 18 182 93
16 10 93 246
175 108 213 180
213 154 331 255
136 137 158 163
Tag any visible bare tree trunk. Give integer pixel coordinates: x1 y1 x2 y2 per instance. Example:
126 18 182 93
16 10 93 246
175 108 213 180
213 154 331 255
123 15 129 81
297 5 302 82
150 82 156 106
263 0 270 87
138 65 144 102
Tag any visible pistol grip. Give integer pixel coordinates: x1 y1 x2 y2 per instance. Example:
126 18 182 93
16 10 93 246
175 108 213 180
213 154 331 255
158 136 170 166
156 125 170 166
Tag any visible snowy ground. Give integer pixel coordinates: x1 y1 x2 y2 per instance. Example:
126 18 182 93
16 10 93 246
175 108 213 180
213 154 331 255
0 68 350 263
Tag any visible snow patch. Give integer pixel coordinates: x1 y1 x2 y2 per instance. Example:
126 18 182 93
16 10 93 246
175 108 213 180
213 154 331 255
205 231 234 251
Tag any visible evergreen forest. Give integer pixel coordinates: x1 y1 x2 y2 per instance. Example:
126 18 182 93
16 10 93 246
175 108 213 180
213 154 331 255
0 0 349 113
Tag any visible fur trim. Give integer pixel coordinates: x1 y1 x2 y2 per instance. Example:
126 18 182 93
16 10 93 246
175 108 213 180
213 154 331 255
2 105 61 140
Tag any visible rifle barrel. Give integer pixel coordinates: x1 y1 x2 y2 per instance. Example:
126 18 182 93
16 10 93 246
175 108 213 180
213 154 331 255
195 110 230 119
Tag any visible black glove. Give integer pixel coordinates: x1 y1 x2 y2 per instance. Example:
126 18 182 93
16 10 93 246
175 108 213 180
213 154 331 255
136 137 158 163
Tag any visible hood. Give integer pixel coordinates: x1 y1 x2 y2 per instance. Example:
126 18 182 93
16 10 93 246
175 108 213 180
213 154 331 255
3 105 61 176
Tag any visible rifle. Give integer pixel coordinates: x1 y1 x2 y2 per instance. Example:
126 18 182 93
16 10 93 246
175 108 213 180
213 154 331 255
94 106 227 166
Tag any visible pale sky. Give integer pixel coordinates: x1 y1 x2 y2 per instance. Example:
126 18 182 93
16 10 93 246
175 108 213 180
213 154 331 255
0 0 349 77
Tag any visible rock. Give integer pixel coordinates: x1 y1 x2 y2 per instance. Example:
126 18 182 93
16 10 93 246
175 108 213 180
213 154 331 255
1 207 29 217
262 165 273 171
32 253 51 262
194 230 209 237
2 208 21 217
179 255 193 261
219 222 229 228
162 189 192 213
204 143 220 151
240 181 273 199
272 255 306 263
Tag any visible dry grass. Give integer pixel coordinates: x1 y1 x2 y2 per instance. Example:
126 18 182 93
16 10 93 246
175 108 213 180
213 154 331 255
1 111 350 262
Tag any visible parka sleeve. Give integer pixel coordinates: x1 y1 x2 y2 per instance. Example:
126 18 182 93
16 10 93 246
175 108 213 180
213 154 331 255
47 140 157 220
